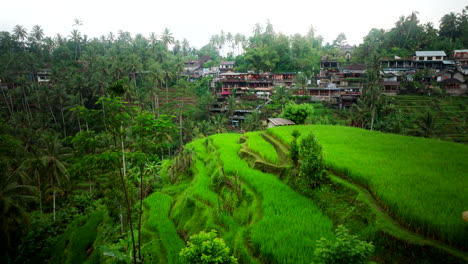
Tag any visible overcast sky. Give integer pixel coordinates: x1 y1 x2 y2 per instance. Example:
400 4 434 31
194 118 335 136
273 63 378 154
1 0 466 49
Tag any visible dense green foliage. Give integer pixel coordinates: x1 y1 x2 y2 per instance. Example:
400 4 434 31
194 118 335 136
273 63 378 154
354 7 468 60
297 133 327 190
179 230 238 264
314 225 375 264
1 6 468 263
269 125 468 249
280 103 314 124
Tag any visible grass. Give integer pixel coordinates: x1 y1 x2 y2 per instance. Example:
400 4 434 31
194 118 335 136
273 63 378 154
143 192 185 264
244 131 281 165
211 133 334 264
268 125 468 249
50 211 104 264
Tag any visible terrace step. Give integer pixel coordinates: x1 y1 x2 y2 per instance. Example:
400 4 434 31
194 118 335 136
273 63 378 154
328 173 468 263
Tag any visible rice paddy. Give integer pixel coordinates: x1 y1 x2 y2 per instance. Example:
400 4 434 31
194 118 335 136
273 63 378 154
268 125 468 249
244 131 281 165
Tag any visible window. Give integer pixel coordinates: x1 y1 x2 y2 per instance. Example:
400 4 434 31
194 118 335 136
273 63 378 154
419 57 424 61
427 56 433 60
435 56 441 60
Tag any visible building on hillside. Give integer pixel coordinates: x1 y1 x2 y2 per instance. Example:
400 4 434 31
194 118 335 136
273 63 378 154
219 72 246 96
218 72 275 97
183 60 202 79
37 69 51 83
229 110 254 127
414 51 450 70
220 61 235 73
453 49 468 74
340 44 355 53
380 56 415 79
273 73 296 87
341 64 365 76
319 57 340 77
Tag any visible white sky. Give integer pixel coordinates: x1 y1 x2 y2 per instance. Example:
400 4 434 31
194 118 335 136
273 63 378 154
1 0 466 49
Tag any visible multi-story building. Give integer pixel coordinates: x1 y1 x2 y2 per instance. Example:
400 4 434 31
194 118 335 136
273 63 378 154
454 49 468 74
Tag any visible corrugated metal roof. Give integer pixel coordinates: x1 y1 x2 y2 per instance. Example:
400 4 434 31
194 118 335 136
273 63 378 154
415 51 446 57
267 118 295 126
454 50 468 53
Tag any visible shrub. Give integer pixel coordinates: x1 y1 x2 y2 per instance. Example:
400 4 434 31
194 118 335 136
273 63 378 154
280 103 314 124
179 229 238 264
298 133 326 189
314 225 374 264
290 129 301 168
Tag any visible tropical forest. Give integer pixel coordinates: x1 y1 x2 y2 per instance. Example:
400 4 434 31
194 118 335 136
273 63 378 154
0 6 467 264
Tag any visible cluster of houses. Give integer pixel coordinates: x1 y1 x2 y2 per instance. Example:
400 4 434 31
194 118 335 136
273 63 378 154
378 50 468 95
183 49 467 112
310 49 468 107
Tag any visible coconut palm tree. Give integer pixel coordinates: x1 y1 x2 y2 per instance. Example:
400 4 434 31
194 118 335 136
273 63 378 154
31 25 44 43
162 63 174 103
13 25 27 42
0 165 37 248
39 134 72 221
161 28 174 48
70 29 82 60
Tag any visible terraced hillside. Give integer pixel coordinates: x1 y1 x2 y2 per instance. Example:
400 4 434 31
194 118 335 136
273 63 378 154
138 125 467 263
269 125 468 251
156 135 334 264
53 125 468 263
393 95 468 143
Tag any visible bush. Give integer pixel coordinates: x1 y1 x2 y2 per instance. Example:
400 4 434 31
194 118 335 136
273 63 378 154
314 225 374 264
179 229 238 264
298 133 326 189
280 103 314 124
290 129 301 168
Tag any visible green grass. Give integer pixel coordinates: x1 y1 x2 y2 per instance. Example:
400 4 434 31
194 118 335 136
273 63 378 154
50 211 104 264
144 192 185 264
244 131 281 165
268 125 468 249
189 139 221 206
211 133 334 264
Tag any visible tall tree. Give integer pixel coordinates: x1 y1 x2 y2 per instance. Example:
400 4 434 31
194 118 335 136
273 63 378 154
161 28 174 48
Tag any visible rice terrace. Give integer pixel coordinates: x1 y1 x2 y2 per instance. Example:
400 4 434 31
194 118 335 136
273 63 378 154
135 125 467 264
2 2 468 263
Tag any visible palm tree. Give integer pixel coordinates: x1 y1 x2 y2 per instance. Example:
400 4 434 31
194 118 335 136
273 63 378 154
253 23 263 36
13 25 27 42
13 25 28 50
0 165 37 248
31 25 44 43
70 29 82 60
418 111 438 138
39 135 72 221
162 63 174 103
161 28 174 48
149 32 158 47
107 31 115 42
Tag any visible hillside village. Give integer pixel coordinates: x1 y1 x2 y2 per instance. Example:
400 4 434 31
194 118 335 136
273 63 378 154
1 5 468 264
178 47 468 127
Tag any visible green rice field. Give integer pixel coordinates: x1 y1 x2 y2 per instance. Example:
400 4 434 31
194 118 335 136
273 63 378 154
268 125 468 249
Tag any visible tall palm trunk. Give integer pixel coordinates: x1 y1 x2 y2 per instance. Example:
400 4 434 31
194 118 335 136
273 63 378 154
165 80 169 104
53 189 56 222
1 87 13 117
119 131 137 263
